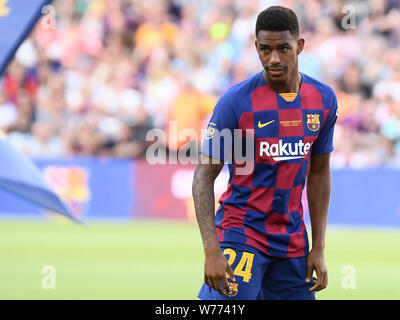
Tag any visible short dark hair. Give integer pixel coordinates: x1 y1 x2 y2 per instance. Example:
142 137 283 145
255 6 299 38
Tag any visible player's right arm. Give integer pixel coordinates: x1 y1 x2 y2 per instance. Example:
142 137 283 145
192 153 235 295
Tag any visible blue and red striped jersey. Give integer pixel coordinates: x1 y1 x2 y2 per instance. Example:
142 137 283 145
200 71 338 258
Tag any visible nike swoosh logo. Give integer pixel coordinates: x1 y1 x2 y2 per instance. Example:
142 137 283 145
258 120 275 128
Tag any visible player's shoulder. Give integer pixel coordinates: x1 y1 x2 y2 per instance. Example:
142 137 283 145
212 72 263 119
300 72 337 106
221 72 263 103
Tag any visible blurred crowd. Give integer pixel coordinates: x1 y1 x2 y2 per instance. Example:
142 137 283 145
1 0 400 168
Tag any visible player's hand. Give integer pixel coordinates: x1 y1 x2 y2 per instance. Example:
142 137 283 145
204 247 235 295
305 247 328 292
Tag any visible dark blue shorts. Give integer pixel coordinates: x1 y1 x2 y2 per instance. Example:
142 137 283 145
198 242 315 300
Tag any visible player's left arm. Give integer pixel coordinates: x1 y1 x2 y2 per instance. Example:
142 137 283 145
305 89 338 292
305 152 331 292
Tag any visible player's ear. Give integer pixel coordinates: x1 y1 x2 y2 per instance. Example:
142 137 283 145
296 38 305 55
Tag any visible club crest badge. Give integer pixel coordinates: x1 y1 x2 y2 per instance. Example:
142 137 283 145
206 122 216 140
226 282 238 297
306 114 320 132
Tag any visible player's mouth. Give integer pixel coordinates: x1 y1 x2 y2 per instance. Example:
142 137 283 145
266 67 286 77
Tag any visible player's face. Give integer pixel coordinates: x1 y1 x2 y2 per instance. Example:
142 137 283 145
255 30 304 83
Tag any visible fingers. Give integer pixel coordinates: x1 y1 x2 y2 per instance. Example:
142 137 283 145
205 275 215 292
214 277 226 295
305 261 313 283
204 274 210 288
221 260 236 294
226 264 236 282
205 266 235 295
309 268 328 292
204 254 236 296
205 273 226 295
220 274 230 295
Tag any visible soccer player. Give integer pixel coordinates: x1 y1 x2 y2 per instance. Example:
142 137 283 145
192 6 338 300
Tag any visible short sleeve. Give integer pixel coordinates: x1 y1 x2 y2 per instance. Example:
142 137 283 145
311 91 338 155
200 93 237 161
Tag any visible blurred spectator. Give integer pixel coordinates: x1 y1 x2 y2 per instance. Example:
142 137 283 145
165 79 216 152
0 91 17 131
1 0 400 168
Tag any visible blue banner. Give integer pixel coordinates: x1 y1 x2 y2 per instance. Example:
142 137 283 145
0 136 78 222
0 0 52 76
0 158 399 227
0 158 135 221
330 169 400 227
303 169 400 227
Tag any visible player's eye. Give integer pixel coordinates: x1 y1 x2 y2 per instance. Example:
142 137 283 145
280 47 288 53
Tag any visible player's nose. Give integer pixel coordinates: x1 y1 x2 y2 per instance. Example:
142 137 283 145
269 50 280 65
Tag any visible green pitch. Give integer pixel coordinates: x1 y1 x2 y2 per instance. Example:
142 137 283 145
0 220 399 299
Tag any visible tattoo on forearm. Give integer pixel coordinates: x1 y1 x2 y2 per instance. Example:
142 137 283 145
192 160 223 249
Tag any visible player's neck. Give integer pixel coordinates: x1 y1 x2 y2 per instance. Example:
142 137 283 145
263 70 302 94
